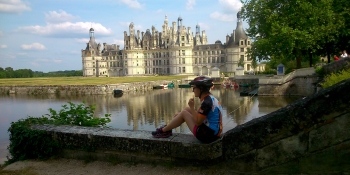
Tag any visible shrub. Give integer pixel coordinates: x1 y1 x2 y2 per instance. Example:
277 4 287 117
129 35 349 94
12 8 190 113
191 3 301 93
321 69 350 88
7 102 111 164
7 117 59 164
46 102 111 127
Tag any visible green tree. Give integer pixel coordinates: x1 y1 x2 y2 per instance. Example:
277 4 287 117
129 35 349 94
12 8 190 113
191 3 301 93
241 0 340 68
238 57 244 67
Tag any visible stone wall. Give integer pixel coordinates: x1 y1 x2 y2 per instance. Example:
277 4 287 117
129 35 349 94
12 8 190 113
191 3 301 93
322 57 350 76
221 78 350 174
258 67 318 96
0 80 179 95
28 78 350 174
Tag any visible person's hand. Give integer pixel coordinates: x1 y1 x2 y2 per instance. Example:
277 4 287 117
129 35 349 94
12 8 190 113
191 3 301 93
188 98 194 109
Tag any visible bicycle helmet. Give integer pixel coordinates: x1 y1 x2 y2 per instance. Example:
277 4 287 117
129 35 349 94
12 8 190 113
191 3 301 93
189 76 213 89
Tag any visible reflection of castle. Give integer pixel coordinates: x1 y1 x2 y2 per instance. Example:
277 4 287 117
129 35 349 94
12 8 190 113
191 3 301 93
81 13 252 77
213 88 255 125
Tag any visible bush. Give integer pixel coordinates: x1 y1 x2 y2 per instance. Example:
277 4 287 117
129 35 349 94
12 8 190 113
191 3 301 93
46 102 111 127
321 69 350 88
7 102 111 164
7 117 59 163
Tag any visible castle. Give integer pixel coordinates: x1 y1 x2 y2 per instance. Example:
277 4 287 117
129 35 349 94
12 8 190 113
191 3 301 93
81 13 257 77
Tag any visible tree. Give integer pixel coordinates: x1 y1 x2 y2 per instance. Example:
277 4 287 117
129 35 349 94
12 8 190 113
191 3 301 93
241 0 340 68
238 58 244 67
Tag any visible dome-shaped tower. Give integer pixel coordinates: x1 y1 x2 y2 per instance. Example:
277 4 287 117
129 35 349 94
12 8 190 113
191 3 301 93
89 28 94 38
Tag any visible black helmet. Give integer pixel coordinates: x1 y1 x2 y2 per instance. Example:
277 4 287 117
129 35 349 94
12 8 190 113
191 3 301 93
189 76 213 88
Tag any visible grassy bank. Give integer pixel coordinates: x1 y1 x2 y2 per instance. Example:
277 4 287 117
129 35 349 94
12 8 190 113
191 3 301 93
0 76 189 86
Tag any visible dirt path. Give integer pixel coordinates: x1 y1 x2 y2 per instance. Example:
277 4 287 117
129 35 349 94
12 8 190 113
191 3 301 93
1 158 233 175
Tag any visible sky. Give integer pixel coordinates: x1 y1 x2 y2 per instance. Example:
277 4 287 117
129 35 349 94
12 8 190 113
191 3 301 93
0 0 246 72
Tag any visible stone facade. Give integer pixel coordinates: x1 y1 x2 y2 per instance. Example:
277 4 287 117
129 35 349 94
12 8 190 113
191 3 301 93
81 13 254 77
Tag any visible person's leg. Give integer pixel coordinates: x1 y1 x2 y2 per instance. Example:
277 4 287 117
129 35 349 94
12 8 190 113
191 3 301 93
162 107 196 133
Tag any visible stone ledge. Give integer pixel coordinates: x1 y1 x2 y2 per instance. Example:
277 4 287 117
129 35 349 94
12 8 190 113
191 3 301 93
31 124 222 162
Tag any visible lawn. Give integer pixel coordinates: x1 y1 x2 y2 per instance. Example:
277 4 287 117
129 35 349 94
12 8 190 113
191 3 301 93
0 75 190 86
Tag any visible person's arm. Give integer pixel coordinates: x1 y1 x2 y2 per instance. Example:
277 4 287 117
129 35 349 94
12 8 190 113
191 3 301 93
188 98 205 126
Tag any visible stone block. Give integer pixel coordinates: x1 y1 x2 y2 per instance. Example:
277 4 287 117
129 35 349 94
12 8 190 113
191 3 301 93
223 109 299 158
224 149 258 172
170 134 222 160
299 140 350 174
309 113 350 152
256 133 308 169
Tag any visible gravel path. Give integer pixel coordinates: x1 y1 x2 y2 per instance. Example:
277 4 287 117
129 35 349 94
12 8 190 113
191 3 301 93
1 158 234 175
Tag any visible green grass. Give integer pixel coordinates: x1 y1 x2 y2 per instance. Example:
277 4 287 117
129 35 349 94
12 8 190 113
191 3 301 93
0 75 189 86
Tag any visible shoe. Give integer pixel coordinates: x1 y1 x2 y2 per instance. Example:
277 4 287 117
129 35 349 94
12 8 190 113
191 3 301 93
152 125 172 138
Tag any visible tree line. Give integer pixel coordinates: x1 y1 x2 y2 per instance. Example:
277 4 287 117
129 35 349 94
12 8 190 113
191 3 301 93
241 0 350 68
0 67 83 78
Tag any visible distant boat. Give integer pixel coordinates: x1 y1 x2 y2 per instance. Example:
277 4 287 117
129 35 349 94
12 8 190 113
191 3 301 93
153 83 168 89
230 82 239 89
178 84 191 88
168 82 175 88
153 85 163 89
113 89 123 97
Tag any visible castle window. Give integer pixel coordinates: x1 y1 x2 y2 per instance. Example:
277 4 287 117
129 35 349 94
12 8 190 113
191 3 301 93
221 57 225 63
241 55 244 60
182 58 185 64
248 41 250 45
194 52 197 56
181 36 185 41
182 43 185 46
241 41 244 45
182 67 185 73
182 50 185 56
240 48 244 52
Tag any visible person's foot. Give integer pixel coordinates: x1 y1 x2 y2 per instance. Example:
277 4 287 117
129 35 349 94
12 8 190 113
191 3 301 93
152 125 172 138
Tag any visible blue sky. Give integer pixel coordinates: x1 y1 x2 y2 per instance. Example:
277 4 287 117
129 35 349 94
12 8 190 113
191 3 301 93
0 0 246 72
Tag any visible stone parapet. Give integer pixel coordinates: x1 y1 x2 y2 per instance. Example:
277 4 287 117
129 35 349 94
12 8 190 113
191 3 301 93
30 125 222 162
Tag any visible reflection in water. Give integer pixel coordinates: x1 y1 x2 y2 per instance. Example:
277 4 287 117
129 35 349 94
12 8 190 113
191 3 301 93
0 88 301 165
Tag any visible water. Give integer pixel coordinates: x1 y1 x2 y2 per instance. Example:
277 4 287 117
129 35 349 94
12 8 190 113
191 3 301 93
0 86 301 164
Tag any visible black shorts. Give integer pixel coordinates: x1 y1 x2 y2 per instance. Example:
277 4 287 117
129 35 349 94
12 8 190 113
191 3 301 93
193 124 219 143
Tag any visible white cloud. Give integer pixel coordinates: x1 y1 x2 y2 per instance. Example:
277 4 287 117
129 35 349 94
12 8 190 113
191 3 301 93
16 22 112 38
35 58 49 62
0 0 31 13
31 62 40 67
21 43 46 50
118 0 142 9
210 11 234 22
186 0 196 10
45 10 80 23
53 59 62 63
219 0 242 13
113 39 124 46
0 44 7 48
198 22 210 31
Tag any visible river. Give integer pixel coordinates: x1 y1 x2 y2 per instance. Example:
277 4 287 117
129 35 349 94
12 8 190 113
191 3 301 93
0 86 301 165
